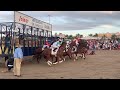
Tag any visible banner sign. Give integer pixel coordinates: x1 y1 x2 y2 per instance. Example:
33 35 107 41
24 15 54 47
14 11 52 31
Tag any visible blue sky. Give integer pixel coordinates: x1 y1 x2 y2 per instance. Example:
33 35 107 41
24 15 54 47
0 11 120 36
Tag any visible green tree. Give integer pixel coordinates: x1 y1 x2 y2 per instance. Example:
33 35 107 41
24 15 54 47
65 34 68 38
80 35 83 38
93 33 98 37
111 34 117 40
68 35 73 39
76 33 80 37
102 35 106 40
89 34 93 37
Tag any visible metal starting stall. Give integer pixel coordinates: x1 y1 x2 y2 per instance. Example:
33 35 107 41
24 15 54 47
0 11 52 57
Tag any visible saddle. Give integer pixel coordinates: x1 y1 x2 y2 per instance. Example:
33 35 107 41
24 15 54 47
53 48 57 52
51 48 59 56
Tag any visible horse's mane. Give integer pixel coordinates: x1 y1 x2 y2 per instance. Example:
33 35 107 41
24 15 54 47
61 42 66 46
59 42 66 48
70 41 76 47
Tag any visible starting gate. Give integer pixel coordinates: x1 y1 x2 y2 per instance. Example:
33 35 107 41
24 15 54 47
0 11 52 57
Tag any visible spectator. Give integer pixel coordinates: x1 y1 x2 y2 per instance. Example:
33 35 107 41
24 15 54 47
13 38 23 77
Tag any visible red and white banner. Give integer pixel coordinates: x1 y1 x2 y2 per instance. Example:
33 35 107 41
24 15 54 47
14 11 52 31
15 11 33 26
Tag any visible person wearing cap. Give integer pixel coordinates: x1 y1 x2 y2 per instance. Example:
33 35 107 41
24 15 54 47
50 38 62 55
42 40 50 50
73 37 79 46
13 38 23 77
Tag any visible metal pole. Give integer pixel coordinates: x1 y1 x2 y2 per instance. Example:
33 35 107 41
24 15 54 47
48 15 51 24
13 11 15 55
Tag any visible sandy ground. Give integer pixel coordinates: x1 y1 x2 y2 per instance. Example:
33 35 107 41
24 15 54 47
0 50 120 79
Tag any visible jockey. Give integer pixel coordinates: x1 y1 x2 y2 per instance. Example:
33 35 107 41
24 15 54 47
45 40 50 47
42 40 50 50
73 37 79 46
51 38 62 52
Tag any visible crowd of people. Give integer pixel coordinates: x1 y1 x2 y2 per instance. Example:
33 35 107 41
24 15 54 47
86 39 120 51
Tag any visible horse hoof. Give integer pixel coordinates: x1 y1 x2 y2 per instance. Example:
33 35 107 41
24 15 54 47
59 60 63 63
47 61 52 66
53 62 58 65
49 61 52 65
47 62 52 66
75 57 78 60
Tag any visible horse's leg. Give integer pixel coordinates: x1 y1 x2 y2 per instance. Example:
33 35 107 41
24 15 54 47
68 53 72 60
59 55 64 63
62 55 66 61
63 56 66 61
79 53 82 58
71 52 73 59
46 56 52 66
75 53 78 60
63 53 66 61
71 53 74 60
51 56 54 64
73 53 77 61
53 56 57 63
69 53 72 60
53 56 59 65
51 55 56 64
83 53 86 59
58 54 64 63
37 57 40 63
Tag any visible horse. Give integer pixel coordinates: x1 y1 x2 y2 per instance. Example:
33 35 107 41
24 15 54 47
41 41 67 66
63 42 73 61
32 47 43 63
32 40 56 63
55 42 67 63
70 40 88 61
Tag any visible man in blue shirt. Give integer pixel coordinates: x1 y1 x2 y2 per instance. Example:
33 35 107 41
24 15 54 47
13 38 23 77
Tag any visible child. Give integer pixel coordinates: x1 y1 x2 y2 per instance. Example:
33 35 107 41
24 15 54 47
1 56 14 73
7 56 14 71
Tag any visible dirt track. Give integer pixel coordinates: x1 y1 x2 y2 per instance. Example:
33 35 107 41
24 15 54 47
0 50 120 79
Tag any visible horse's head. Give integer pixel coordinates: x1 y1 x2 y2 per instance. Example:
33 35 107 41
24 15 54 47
69 41 76 48
78 40 87 48
59 42 67 50
34 47 43 55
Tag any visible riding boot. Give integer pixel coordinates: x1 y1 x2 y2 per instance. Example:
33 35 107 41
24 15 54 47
53 48 57 52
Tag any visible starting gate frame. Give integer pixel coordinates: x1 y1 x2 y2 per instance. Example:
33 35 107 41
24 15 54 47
0 11 52 56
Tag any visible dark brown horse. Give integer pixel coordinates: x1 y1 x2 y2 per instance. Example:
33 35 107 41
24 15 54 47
32 47 43 63
63 43 73 61
55 42 67 63
70 40 88 61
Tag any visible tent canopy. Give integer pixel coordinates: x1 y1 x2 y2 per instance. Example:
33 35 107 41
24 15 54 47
81 36 101 40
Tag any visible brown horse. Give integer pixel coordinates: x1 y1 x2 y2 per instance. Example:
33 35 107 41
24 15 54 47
32 41 55 63
41 41 67 66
